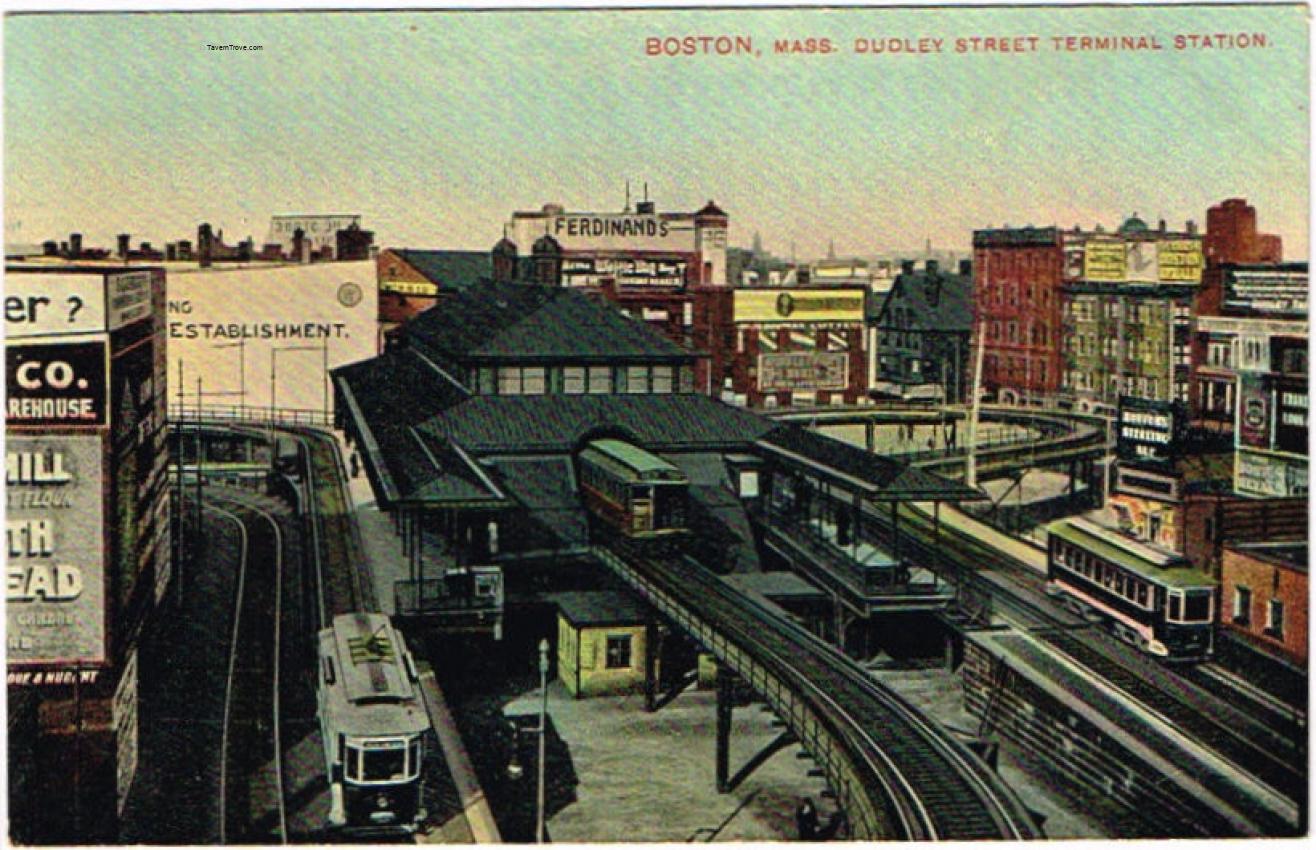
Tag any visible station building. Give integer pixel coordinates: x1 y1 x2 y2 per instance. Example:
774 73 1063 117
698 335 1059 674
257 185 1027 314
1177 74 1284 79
5 264 170 841
332 278 975 674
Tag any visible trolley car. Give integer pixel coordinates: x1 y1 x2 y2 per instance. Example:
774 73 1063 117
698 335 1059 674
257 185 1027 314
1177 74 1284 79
317 612 429 832
1045 517 1216 661
579 439 689 538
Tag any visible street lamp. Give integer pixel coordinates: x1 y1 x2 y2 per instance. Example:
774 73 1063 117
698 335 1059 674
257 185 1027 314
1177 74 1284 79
536 637 549 844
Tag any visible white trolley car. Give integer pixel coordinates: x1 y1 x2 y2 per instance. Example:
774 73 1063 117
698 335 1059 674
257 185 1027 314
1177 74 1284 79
317 612 429 831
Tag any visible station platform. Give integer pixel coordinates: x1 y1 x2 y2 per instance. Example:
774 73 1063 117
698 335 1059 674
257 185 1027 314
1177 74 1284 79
332 432 499 842
965 628 1300 837
916 501 1048 574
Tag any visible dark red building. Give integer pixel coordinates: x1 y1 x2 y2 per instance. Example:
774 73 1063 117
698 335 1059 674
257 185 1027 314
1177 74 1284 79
1204 198 1283 265
971 227 1065 404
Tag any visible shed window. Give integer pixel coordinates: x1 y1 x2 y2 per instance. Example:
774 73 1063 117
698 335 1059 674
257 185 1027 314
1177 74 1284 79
1233 586 1251 625
605 635 633 669
1266 599 1284 638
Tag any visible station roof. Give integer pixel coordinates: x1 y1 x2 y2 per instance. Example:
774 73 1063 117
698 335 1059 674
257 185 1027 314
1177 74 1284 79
758 425 982 501
405 280 696 365
415 392 773 455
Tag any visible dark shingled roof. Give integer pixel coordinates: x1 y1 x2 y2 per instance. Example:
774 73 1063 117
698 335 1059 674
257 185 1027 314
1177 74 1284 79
416 393 774 455
394 249 492 291
873 270 974 332
759 424 981 500
554 590 650 627
404 280 695 364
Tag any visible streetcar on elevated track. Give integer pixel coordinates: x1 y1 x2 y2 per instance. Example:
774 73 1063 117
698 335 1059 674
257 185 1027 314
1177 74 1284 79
579 439 689 540
317 612 429 832
1044 517 1216 661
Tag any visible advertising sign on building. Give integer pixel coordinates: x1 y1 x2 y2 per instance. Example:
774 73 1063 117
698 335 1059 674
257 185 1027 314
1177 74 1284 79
1125 241 1159 283
758 352 848 391
267 214 362 253
734 289 865 324
1063 246 1085 280
6 339 108 428
113 648 140 815
1157 240 1204 283
6 435 106 667
1238 373 1271 448
107 271 155 330
1116 396 1181 465
4 273 110 338
510 212 698 253
166 260 376 415
1236 450 1308 498
1084 240 1126 281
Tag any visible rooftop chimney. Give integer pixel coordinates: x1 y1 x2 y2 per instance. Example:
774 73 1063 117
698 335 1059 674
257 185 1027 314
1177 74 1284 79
925 259 939 275
117 233 130 259
1158 219 1167 233
959 259 973 276
900 260 915 275
69 233 82 257
292 227 307 264
1186 220 1198 235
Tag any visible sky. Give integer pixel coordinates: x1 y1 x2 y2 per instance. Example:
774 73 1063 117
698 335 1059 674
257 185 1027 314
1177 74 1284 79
5 5 1310 260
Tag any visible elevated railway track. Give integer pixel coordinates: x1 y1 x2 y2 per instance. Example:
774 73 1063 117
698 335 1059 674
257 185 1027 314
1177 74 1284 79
594 539 1044 841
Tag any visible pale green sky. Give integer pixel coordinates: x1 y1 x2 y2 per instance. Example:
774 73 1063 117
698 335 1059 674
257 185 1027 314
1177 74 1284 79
5 6 1310 259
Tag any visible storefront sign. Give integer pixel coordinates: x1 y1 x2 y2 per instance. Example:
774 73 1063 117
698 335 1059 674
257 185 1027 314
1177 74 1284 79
6 435 106 667
6 339 108 427
758 352 848 391
1116 396 1181 465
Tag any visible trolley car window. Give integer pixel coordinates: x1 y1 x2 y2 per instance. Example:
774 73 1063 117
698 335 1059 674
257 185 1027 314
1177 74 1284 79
363 745 407 781
410 739 422 777
1168 594 1182 621
346 745 362 781
1184 590 1212 623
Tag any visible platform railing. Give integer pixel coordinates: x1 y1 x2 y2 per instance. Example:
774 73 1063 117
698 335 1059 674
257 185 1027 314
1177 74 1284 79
168 402 331 428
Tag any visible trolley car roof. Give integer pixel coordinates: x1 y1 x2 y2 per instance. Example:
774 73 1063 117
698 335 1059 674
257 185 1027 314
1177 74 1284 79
320 613 429 737
1047 520 1216 589
582 439 687 482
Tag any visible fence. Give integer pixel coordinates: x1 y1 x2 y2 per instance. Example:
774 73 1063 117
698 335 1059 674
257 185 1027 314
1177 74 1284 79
168 402 331 428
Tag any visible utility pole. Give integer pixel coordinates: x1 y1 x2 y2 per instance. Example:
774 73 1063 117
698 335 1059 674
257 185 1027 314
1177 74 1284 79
966 320 986 489
536 638 550 844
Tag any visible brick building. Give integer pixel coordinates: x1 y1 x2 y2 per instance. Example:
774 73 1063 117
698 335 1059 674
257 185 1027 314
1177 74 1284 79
971 227 1064 405
691 285 868 407
1220 541 1307 666
376 248 491 348
501 197 729 349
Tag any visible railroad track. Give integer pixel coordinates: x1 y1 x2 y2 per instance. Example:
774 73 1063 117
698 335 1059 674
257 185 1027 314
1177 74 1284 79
599 538 1042 841
851 496 1306 807
208 494 289 845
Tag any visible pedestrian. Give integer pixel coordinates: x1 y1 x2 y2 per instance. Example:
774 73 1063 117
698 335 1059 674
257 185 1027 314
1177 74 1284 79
796 797 819 841
350 452 361 479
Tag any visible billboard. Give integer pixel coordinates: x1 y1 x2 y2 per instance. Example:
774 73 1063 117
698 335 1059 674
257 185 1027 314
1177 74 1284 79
1238 373 1270 448
1158 240 1203 283
1236 450 1308 498
734 289 866 324
1083 240 1125 281
5 270 158 339
758 352 848 391
166 260 377 415
1115 396 1181 466
1125 241 1159 282
6 339 109 428
267 214 362 253
6 435 107 666
509 212 698 253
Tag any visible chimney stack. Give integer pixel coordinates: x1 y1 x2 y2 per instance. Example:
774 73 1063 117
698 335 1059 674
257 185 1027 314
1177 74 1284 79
117 234 130 259
925 259 939 275
292 227 308 263
1186 220 1198 235
900 259 915 275
959 259 973 276
69 233 82 257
